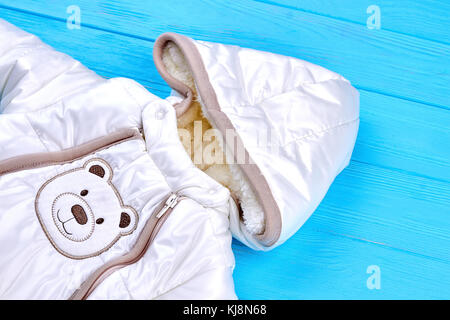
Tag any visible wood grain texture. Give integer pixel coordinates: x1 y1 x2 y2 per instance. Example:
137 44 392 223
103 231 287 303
1 0 449 108
254 0 450 44
0 0 448 299
1 8 448 182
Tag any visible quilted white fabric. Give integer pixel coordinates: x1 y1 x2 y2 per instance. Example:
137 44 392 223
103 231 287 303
0 19 235 299
155 33 359 250
0 16 359 298
193 39 360 249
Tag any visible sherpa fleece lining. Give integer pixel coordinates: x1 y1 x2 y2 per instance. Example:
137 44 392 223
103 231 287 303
153 33 282 247
162 43 265 236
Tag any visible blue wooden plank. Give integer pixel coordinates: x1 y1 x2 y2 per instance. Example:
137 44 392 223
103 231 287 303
233 227 450 299
253 0 450 45
0 0 448 109
0 10 448 183
1 7 449 257
316 161 450 262
355 90 450 182
234 161 450 298
0 1 448 300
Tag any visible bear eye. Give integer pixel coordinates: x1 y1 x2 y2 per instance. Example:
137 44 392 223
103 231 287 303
96 218 104 225
80 190 89 196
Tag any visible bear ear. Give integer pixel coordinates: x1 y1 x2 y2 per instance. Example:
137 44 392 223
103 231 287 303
84 159 113 181
118 207 138 235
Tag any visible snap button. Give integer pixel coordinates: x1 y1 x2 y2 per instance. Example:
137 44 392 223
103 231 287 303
155 108 167 120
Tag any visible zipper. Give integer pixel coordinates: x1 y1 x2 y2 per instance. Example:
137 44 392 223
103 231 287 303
0 128 142 177
70 192 184 300
156 193 179 218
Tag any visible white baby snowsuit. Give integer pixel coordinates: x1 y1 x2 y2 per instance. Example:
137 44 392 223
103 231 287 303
153 33 359 250
0 19 235 300
0 18 359 299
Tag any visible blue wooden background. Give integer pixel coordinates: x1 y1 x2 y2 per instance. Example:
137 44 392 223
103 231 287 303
0 1 448 299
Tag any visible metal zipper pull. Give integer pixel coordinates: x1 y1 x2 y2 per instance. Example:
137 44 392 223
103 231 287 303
74 192 183 300
156 193 179 219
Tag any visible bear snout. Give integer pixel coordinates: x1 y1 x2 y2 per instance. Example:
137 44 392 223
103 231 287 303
71 205 88 225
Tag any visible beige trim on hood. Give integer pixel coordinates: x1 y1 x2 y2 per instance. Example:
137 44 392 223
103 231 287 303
153 33 282 247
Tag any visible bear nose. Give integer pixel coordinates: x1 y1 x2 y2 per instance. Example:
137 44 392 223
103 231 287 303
71 205 88 225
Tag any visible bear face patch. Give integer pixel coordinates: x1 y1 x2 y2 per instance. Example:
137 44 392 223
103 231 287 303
35 158 138 259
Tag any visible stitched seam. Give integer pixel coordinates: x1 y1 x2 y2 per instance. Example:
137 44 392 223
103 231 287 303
25 113 50 152
0 131 141 176
234 49 250 105
35 158 139 260
221 76 344 109
120 81 144 109
117 272 134 299
94 237 134 300
97 256 133 300
205 207 234 266
120 80 150 136
2 248 43 297
51 192 95 242
150 266 234 300
4 62 91 114
7 44 45 60
119 79 148 130
1 45 46 101
283 117 359 147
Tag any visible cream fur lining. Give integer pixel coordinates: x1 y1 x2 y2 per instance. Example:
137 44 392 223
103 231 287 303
162 42 265 235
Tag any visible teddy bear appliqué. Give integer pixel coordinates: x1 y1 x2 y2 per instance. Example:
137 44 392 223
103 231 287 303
35 158 138 259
